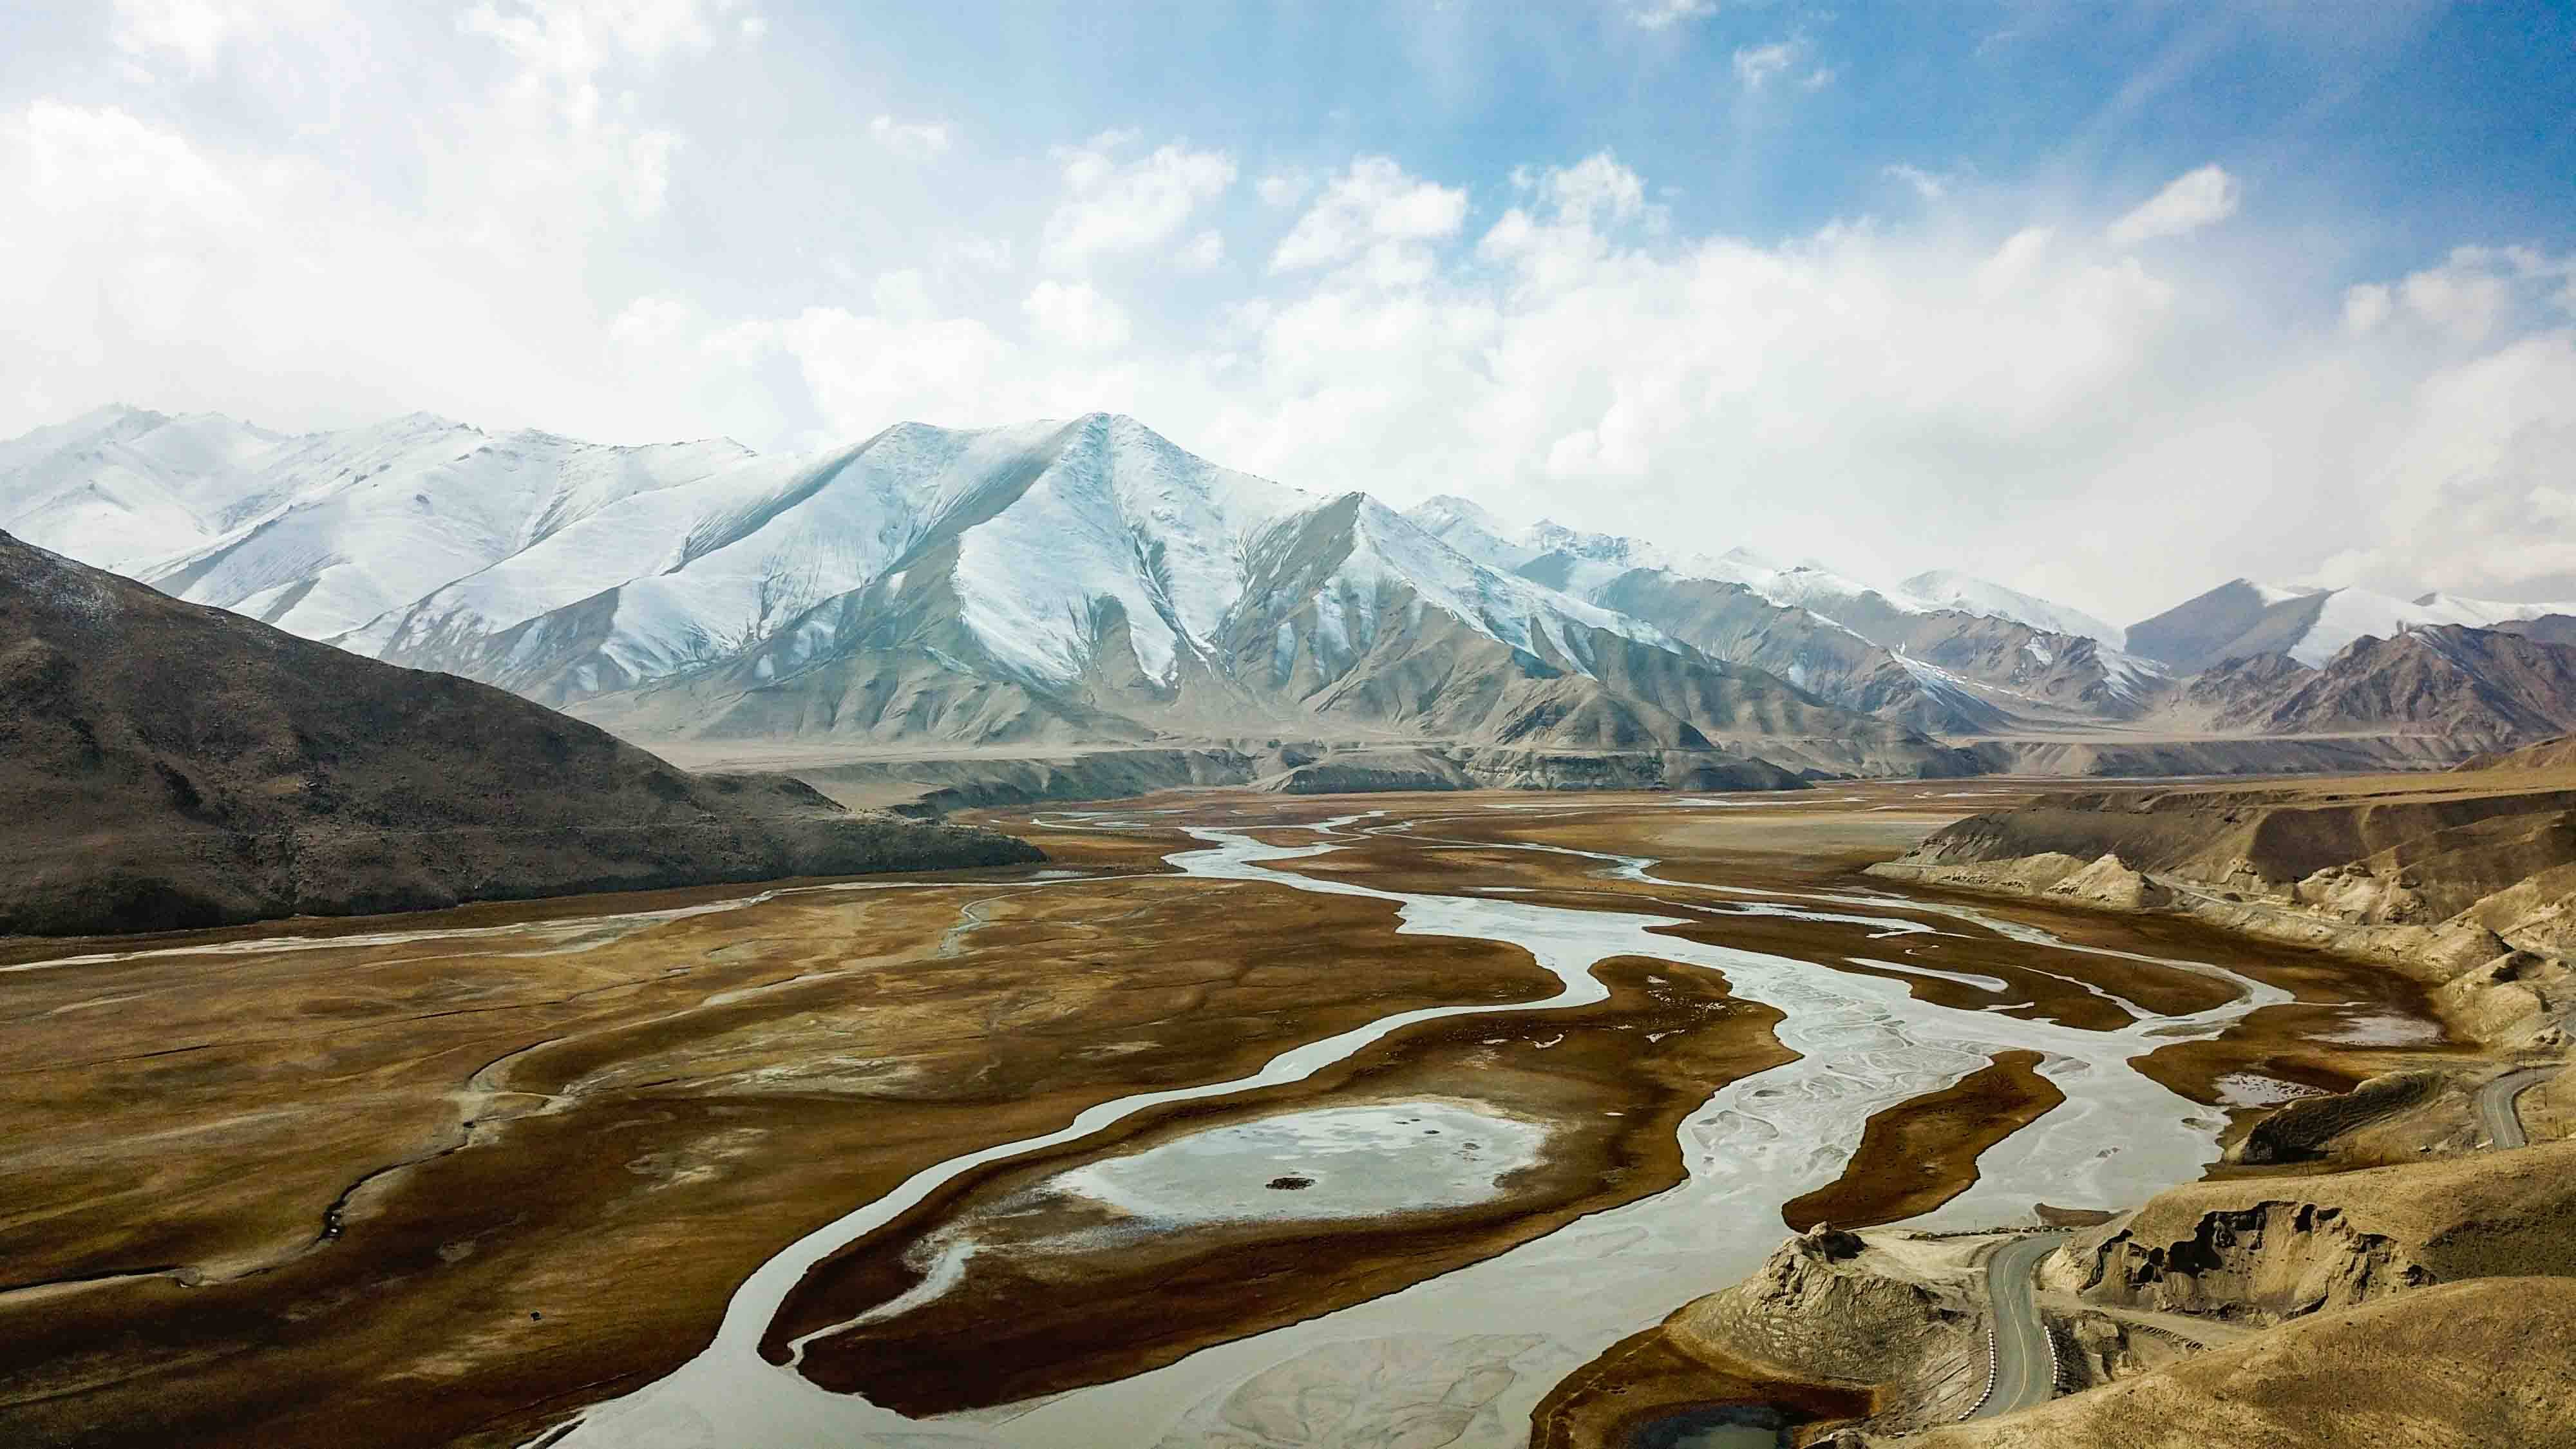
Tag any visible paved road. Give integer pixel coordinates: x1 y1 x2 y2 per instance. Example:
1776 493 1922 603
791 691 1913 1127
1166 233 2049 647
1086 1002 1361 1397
1953 1066 2552 1426
1971 1231 2073 1419
2479 1065 2558 1149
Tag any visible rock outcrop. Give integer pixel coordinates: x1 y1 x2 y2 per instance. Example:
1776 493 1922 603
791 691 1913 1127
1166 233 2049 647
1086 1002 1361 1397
1648 1227 1992 1433
2058 1141 2576 1325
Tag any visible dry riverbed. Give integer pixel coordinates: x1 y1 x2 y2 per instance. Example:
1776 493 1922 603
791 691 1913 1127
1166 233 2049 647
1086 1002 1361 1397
0 783 2476 1448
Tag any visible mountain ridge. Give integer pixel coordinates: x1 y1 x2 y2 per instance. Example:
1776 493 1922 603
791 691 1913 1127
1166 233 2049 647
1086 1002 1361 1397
9 404 2576 777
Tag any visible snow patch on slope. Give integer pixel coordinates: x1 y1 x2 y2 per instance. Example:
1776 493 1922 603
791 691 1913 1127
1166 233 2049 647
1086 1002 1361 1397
1899 569 2126 649
1 406 289 569
1336 500 1669 676
2412 592 2576 628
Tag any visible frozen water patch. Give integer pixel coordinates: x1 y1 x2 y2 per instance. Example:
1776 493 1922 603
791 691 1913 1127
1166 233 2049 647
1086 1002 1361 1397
1054 1101 1548 1225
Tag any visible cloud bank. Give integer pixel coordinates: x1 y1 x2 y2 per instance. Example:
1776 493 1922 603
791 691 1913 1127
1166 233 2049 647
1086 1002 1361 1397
5 0 2572 621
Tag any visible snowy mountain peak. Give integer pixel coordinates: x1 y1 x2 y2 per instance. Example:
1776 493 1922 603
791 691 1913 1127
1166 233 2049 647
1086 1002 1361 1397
1897 569 2126 648
1412 493 1510 535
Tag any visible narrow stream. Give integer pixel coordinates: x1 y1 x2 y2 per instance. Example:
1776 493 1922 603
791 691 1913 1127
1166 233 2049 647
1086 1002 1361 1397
532 807 2290 1449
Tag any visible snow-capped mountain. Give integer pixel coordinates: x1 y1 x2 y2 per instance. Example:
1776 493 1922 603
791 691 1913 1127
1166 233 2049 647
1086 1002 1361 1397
145 416 757 638
0 408 1958 768
1897 569 2126 649
2128 581 2576 674
0 404 287 570
1403 497 2164 732
2413 592 2576 630
12 402 2568 767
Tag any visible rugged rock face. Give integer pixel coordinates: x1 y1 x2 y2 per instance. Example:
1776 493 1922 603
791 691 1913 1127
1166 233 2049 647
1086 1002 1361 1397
2074 1201 2430 1322
0 531 1039 936
2060 1142 2576 1325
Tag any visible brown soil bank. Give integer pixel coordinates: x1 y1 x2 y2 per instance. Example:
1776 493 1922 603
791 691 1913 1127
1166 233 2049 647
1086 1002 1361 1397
1869 768 2576 1049
764 957 1794 1414
1781 1051 2064 1231
0 530 1036 938
0 871 1554 1449
1531 1321 1871 1449
1907 1276 2576 1449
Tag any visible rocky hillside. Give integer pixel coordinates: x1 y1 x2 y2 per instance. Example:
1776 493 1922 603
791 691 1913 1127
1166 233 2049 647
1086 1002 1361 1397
2173 627 2576 752
1869 771 2576 1048
0 532 1037 936
2059 1141 2576 1323
1413 497 2168 735
1907 1277 2576 1449
2459 733 2576 771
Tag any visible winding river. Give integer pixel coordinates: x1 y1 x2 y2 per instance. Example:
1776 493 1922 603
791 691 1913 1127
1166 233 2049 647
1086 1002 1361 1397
529 804 2291 1449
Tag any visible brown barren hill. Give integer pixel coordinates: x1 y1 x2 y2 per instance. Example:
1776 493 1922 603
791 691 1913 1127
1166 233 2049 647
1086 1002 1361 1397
0 530 1037 936
2457 732 2576 772
1909 1276 2576 1449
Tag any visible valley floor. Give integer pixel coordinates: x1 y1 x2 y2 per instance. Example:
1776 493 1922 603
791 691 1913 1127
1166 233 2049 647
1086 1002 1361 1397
0 784 2510 1448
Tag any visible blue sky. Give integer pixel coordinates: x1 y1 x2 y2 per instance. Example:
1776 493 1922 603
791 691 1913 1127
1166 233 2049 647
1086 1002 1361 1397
808 1 2570 272
4 0 2573 617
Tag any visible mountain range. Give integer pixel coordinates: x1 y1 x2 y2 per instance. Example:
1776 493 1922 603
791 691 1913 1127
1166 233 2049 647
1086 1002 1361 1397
7 402 2575 781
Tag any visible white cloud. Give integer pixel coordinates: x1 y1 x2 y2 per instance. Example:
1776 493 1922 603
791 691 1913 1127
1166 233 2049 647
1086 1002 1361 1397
1527 153 1645 224
1271 156 1467 274
1175 229 1226 271
2342 282 2393 334
2342 245 2576 347
1885 164 1951 201
12 5 2576 625
942 233 1014 272
111 0 240 71
2106 163 2241 247
462 0 727 72
1626 0 1716 29
716 307 1014 431
870 268 935 321
1732 40 1796 88
867 113 951 158
1041 135 1236 272
2311 328 2576 597
609 293 692 346
1255 170 1311 208
1023 279 1133 351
